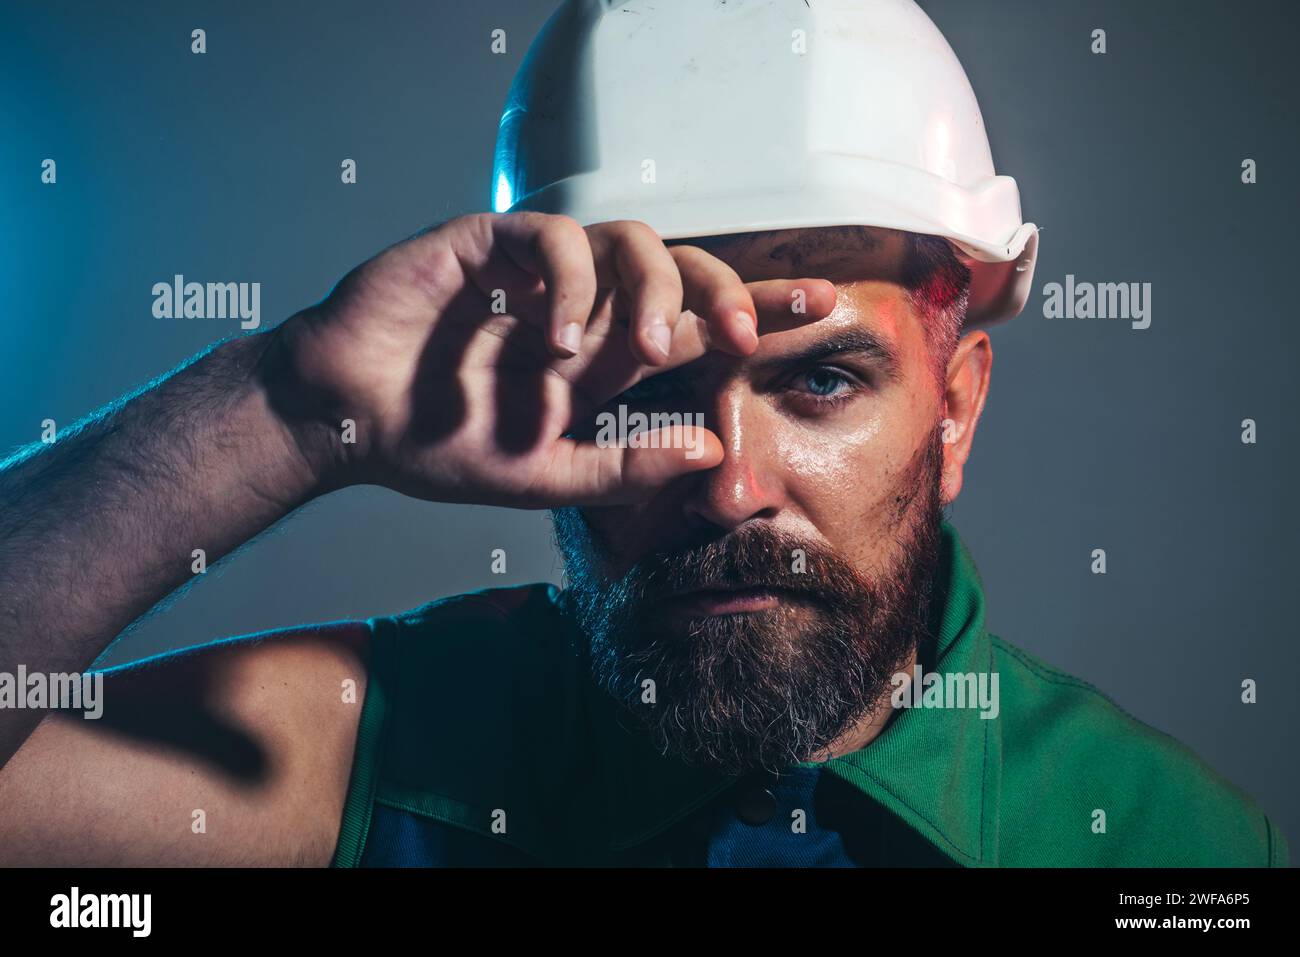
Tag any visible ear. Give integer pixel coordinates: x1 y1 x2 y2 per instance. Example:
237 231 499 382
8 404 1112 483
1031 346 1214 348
938 329 992 506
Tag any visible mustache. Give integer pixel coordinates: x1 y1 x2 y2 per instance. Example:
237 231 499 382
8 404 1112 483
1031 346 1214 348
608 430 948 607
618 524 868 606
552 429 948 774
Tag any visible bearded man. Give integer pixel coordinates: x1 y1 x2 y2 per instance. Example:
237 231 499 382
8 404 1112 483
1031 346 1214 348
0 0 1283 868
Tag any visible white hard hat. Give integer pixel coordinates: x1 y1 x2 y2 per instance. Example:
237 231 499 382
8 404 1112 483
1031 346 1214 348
491 0 1039 326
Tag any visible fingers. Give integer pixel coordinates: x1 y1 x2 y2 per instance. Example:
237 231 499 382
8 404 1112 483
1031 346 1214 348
479 213 837 371
744 277 838 334
669 244 759 356
665 276 838 361
587 227 763 365
536 426 725 506
595 231 836 366
558 273 838 418
653 276 838 369
490 213 599 358
585 222 684 367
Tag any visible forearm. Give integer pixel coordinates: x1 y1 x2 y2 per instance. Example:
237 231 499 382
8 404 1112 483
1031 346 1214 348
0 325 334 765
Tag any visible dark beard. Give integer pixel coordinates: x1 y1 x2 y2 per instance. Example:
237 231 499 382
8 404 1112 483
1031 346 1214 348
553 431 946 776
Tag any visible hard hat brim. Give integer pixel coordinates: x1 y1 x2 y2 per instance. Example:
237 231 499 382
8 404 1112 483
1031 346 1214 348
510 153 1038 327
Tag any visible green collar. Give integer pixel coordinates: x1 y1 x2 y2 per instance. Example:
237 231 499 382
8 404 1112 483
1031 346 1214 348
579 520 1002 866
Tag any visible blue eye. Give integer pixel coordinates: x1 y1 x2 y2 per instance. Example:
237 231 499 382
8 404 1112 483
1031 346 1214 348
799 367 852 397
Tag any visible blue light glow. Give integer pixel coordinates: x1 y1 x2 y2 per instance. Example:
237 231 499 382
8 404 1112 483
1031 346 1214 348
493 171 513 213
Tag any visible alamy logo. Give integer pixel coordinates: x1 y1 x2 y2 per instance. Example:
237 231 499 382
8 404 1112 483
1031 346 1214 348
890 665 1000 719
595 405 706 460
0 667 102 719
50 887 151 937
152 274 261 329
1042 274 1151 329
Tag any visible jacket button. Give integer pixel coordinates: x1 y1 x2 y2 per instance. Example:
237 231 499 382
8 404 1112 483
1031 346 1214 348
737 787 777 826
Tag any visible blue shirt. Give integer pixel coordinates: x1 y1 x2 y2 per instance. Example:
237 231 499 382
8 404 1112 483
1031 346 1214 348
362 765 867 867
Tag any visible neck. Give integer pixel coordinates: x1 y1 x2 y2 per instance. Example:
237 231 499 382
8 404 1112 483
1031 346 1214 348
806 644 918 763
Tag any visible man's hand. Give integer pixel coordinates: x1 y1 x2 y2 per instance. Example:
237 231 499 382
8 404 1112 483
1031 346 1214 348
266 213 837 507
0 213 836 862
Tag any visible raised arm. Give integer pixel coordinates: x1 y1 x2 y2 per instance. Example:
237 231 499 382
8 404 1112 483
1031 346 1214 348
0 212 833 864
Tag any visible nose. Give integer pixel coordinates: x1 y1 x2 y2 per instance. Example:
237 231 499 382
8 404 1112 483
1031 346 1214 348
680 386 784 534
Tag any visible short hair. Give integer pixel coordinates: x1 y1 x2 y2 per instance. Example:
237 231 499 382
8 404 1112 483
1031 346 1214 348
900 231 971 389
669 226 971 390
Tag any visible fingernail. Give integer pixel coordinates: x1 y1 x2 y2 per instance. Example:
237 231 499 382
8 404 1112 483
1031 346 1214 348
735 310 757 347
557 321 583 356
648 322 672 359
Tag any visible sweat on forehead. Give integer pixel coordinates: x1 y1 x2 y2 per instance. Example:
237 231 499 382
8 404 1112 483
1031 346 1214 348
669 225 972 387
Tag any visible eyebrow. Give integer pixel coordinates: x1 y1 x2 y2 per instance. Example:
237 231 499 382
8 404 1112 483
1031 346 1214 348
750 328 902 381
621 327 903 401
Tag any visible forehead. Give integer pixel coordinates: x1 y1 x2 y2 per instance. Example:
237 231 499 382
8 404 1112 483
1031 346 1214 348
670 226 932 376
667 225 910 285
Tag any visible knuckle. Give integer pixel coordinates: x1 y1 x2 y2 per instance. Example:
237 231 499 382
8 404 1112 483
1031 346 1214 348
606 219 662 250
705 289 744 318
543 213 587 240
627 271 682 307
455 211 496 232
404 239 461 301
536 216 591 262
627 219 661 242
666 242 702 264
506 209 551 228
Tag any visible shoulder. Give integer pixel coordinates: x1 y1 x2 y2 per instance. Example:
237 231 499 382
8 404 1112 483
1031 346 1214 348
352 584 586 861
104 620 373 736
1 621 373 866
378 583 573 677
373 582 579 716
388 582 563 634
104 620 375 865
92 618 371 723
988 635 1286 867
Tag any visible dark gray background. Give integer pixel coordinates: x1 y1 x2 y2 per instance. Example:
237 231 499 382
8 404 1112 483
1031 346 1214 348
3 1 1296 853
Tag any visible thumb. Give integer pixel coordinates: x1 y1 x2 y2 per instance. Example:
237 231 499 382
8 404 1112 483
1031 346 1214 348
539 425 723 506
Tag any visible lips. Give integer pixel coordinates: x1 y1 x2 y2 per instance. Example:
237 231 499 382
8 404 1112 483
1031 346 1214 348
665 583 817 617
